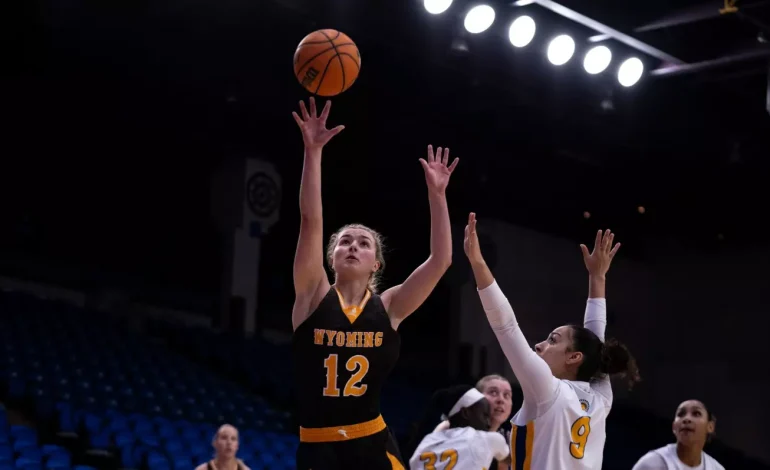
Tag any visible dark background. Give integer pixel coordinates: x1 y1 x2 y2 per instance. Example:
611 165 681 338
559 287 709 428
3 0 770 463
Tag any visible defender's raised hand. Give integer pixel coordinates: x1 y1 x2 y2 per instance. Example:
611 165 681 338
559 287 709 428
419 145 459 193
580 229 621 277
463 212 483 265
292 97 345 150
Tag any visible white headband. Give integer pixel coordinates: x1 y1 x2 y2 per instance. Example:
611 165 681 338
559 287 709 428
441 388 485 420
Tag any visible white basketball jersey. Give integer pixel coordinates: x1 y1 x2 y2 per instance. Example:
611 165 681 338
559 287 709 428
510 380 608 470
410 427 509 470
651 444 725 470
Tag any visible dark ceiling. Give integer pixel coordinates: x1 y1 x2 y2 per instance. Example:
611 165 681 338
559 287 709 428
3 0 769 296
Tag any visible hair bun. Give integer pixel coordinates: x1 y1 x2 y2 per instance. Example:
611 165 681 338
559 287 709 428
600 338 641 389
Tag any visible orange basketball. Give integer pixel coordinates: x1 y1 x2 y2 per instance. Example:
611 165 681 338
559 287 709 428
294 29 361 97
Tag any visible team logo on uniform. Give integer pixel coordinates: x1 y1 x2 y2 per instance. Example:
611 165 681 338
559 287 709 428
246 171 281 218
580 399 590 412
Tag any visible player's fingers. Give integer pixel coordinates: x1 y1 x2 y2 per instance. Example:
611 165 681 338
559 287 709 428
602 230 612 251
320 100 332 122
436 147 443 165
292 112 304 127
329 125 345 136
580 244 590 260
593 230 602 253
442 148 449 166
309 96 317 118
610 242 621 258
427 145 434 163
419 158 429 172
606 232 615 252
448 158 459 173
299 101 310 121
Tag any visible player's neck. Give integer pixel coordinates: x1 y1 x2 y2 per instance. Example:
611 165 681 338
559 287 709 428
212 456 237 470
676 442 703 467
334 279 369 305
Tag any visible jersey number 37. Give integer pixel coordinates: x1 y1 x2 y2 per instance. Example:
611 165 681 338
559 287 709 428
322 354 370 397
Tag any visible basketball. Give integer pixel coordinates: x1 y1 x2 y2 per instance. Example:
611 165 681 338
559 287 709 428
294 29 361 97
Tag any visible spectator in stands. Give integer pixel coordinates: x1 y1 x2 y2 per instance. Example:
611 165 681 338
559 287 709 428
632 399 725 470
195 424 251 470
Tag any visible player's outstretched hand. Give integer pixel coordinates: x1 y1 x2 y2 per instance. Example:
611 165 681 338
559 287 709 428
580 229 621 277
463 212 484 265
419 145 459 194
292 97 345 150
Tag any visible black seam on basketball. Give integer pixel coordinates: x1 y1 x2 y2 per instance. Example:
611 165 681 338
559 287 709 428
297 31 342 46
314 52 335 95
338 53 361 71
296 45 336 79
319 30 347 94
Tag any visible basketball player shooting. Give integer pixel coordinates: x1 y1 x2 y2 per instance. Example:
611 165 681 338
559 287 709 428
290 97 459 470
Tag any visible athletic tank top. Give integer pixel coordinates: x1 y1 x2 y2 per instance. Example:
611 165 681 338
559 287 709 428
206 461 243 470
292 287 401 428
651 444 725 470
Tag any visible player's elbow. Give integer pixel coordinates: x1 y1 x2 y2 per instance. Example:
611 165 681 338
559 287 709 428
299 210 320 220
427 253 452 272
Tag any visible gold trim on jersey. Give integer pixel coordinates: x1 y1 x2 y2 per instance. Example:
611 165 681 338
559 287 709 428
299 414 386 443
511 421 535 470
334 287 372 324
387 451 405 470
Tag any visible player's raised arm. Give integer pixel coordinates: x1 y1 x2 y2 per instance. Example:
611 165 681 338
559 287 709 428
382 145 458 328
463 213 558 407
291 97 344 330
580 230 619 401
580 229 620 339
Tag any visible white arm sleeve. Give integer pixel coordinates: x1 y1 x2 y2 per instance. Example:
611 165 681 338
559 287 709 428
478 281 559 410
584 298 613 405
631 451 667 470
482 432 510 461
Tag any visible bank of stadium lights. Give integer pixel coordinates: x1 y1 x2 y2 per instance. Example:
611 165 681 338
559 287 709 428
464 5 496 34
424 0 452 15
423 1 645 87
509 15 536 48
547 34 575 66
618 57 644 87
584 46 612 74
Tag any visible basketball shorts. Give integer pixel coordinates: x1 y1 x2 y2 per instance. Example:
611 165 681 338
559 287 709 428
296 428 404 470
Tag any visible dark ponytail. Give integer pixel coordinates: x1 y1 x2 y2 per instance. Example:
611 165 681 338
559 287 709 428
570 325 641 390
599 337 641 389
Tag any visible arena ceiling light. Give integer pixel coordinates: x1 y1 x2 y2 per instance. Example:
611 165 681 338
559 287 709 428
464 5 495 34
508 15 536 48
583 45 612 74
424 0 452 15
546 34 575 66
618 57 644 87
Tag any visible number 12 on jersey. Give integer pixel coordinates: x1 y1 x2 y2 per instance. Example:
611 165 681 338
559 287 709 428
323 354 370 397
